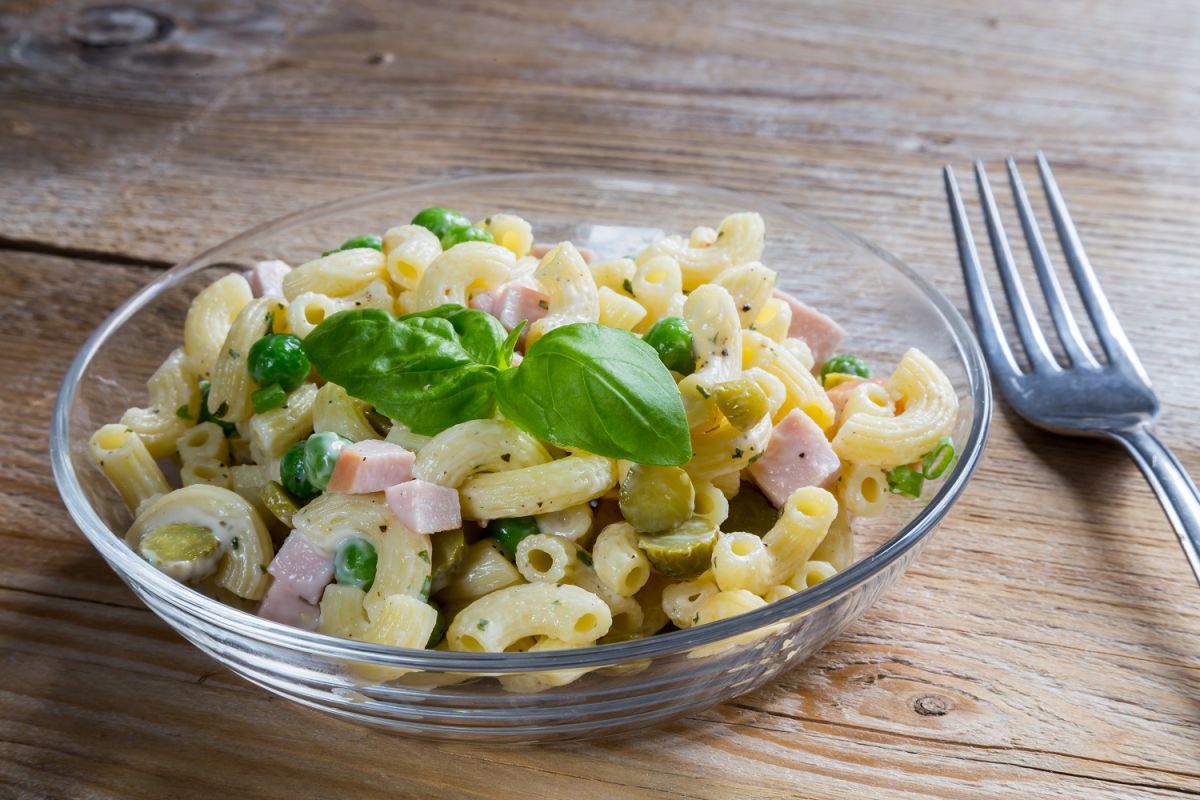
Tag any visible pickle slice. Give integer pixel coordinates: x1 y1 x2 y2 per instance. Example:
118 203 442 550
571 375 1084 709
638 518 718 579
619 464 695 534
140 523 220 564
713 378 769 432
260 480 300 528
722 483 781 537
430 529 466 593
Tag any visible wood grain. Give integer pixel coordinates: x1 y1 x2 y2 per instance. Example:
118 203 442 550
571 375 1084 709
2 0 1200 797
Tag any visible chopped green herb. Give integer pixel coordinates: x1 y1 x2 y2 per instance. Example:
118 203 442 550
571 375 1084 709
886 465 925 498
732 448 744 459
251 383 288 414
622 278 635 295
231 536 240 551
419 575 432 602
417 549 430 563
175 404 191 420
537 299 549 310
476 618 490 630
228 349 240 361
921 439 956 480
577 549 594 568
747 453 762 466
696 385 710 399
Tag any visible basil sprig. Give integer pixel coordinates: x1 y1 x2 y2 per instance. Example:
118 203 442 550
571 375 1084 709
496 324 691 465
301 308 501 435
398 304 509 368
301 308 691 464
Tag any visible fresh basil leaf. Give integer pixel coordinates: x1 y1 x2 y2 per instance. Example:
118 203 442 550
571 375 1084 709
302 309 498 435
399 304 507 368
495 323 691 465
500 320 527 368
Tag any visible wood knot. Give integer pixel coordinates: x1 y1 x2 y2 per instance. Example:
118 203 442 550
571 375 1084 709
66 5 173 48
912 694 950 716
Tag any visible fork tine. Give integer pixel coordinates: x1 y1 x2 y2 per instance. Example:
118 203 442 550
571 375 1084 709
1006 158 1101 369
943 164 1021 378
974 161 1059 372
1036 152 1146 373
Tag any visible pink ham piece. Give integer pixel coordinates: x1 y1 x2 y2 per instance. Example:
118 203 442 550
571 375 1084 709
258 587 320 631
773 289 845 366
245 259 292 299
258 533 334 630
826 377 886 419
385 479 462 534
748 409 842 507
326 440 415 494
469 277 550 336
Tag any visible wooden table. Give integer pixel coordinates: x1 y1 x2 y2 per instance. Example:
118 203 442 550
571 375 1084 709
3 1 1199 797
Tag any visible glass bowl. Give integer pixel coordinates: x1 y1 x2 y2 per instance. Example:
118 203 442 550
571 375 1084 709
51 174 990 742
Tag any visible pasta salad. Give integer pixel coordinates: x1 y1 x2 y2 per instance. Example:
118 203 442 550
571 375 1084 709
90 207 960 666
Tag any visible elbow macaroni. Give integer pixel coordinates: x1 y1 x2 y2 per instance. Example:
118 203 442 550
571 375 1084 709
89 206 962 692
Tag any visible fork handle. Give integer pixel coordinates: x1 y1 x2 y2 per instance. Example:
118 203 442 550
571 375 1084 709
1109 427 1200 585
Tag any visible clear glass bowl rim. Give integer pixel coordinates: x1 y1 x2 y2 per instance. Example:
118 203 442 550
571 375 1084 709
51 172 992 673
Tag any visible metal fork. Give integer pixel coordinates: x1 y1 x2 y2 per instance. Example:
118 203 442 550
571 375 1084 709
944 153 1200 585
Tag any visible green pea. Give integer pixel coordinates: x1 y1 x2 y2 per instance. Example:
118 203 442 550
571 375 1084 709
886 465 925 498
248 333 310 392
334 537 378 591
411 207 472 240
303 431 350 491
426 600 447 648
251 383 287 413
819 354 871 384
322 234 383 257
439 224 494 250
643 316 695 376
280 441 319 501
485 516 540 560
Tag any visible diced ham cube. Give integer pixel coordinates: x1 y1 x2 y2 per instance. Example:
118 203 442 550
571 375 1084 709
470 289 500 317
258 584 320 630
258 532 333 630
826 377 886 419
494 282 550 333
748 409 841 507
245 259 292 299
385 479 462 534
469 277 550 341
773 289 845 366
327 440 415 494
267 532 334 604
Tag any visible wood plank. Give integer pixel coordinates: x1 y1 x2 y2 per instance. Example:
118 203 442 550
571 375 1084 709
3 250 1200 797
4 0 1200 795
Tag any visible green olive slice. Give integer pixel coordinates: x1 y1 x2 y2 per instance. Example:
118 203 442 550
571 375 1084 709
713 378 769 432
619 464 695 534
139 523 220 564
260 480 299 528
638 518 718 579
430 529 466 593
